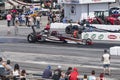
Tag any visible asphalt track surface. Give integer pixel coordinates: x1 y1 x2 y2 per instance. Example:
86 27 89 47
0 37 120 49
0 37 120 79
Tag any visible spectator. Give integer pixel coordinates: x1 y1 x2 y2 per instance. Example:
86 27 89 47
48 12 52 23
4 60 13 80
18 13 22 26
11 13 16 26
65 67 72 80
21 13 26 25
25 14 29 26
13 64 20 80
73 30 79 38
97 73 106 80
33 16 36 26
42 65 52 79
0 57 6 79
5 60 13 75
83 74 88 80
102 49 111 75
28 16 34 27
14 16 19 36
20 69 26 80
52 12 56 22
6 12 12 34
44 22 50 31
77 20 81 25
52 65 63 80
88 70 96 80
36 14 41 28
69 67 79 80
62 17 67 23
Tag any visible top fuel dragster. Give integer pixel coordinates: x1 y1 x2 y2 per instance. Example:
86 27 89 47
27 24 93 45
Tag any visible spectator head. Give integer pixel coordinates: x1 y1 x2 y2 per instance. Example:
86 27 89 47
0 57 3 62
91 70 95 75
84 74 87 79
7 60 11 64
100 73 104 78
21 69 26 76
8 12 10 14
14 63 20 71
67 67 72 71
73 67 78 72
58 65 61 69
47 65 51 70
104 49 107 53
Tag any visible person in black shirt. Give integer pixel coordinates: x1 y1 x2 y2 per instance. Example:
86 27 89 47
52 65 63 80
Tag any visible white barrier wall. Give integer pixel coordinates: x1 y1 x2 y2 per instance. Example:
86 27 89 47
110 46 120 55
91 24 120 31
50 23 120 41
50 23 80 34
82 32 120 41
50 23 120 30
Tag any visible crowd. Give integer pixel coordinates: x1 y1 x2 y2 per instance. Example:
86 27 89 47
6 9 43 35
42 65 107 80
0 57 26 80
6 8 63 35
0 46 110 80
41 49 111 80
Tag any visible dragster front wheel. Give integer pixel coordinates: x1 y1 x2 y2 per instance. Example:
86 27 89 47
86 38 93 45
82 38 93 45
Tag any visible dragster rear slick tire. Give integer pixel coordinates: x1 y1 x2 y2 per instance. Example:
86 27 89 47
27 33 37 43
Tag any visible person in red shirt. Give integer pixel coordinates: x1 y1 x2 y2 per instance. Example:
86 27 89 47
45 22 50 30
73 30 79 38
69 67 79 80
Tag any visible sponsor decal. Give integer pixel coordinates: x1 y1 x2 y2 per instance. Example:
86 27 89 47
108 35 117 39
84 34 89 39
98 34 104 40
91 34 96 40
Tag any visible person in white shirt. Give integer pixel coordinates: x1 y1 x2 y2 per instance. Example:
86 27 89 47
28 16 34 27
21 14 26 25
13 64 20 80
88 70 96 80
102 49 111 75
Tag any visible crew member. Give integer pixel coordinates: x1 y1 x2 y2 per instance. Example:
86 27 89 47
73 30 79 38
102 49 111 75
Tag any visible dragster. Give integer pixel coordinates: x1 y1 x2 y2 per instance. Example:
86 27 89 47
27 23 93 45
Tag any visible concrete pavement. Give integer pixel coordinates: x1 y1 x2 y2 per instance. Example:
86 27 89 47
0 16 48 37
0 16 48 43
0 50 119 80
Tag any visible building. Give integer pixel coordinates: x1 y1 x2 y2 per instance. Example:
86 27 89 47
58 0 116 22
110 0 120 8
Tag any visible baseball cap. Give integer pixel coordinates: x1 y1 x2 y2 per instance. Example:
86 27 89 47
58 65 61 69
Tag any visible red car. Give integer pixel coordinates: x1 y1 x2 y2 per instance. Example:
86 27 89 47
105 14 120 25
